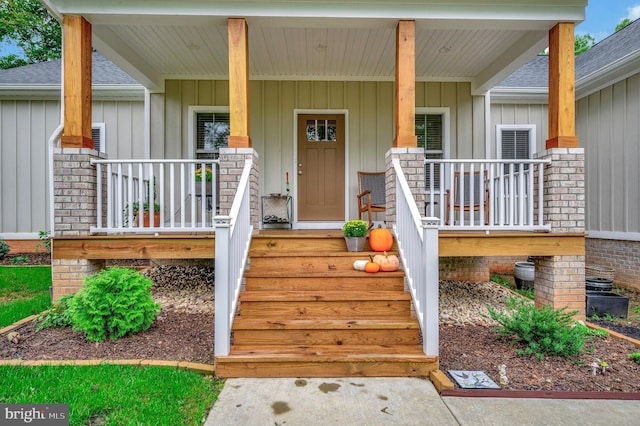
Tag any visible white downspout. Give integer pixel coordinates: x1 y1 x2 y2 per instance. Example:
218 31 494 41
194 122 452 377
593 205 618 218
48 24 65 235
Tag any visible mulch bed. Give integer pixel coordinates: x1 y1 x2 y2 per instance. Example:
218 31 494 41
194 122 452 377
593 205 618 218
1 310 214 364
439 325 640 393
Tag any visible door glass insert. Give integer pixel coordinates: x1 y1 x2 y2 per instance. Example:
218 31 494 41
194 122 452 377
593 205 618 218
306 119 337 142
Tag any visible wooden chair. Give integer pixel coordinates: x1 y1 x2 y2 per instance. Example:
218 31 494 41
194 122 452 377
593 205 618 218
357 171 386 228
445 170 489 225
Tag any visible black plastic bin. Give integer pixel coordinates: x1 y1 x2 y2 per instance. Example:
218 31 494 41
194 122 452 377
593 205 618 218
586 291 629 318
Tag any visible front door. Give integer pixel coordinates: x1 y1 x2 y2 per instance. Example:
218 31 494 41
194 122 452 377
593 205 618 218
297 114 345 221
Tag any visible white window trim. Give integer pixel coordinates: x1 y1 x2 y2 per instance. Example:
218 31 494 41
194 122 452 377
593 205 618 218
92 122 106 153
187 105 230 159
416 107 450 194
416 107 450 160
496 124 536 159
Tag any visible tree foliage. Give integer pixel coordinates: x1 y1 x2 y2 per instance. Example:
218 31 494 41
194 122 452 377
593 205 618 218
615 18 632 32
574 33 595 56
0 0 61 69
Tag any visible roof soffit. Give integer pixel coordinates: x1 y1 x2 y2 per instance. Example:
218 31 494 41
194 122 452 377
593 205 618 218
44 0 586 91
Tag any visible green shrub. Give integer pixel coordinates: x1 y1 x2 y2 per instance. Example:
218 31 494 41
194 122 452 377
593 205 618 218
486 297 592 360
36 231 51 253
0 239 9 259
629 352 640 364
36 295 75 331
68 267 160 342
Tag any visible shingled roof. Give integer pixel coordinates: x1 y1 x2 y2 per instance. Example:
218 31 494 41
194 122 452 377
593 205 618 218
496 18 640 90
0 51 138 85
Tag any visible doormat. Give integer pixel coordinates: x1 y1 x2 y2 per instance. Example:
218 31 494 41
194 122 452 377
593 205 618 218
447 370 501 389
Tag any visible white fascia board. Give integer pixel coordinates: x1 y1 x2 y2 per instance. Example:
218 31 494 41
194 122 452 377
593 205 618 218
0 85 145 101
92 85 146 100
46 0 586 22
0 85 61 100
490 87 548 104
576 51 640 100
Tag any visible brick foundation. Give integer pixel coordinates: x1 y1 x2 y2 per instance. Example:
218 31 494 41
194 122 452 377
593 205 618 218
534 255 586 319
51 258 105 302
487 256 529 274
439 257 489 282
587 238 640 291
534 148 586 317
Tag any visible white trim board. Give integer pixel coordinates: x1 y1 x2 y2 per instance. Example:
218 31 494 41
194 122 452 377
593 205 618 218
587 231 640 242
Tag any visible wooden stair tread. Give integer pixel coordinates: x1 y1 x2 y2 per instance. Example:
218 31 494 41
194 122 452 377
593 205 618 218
239 290 411 302
249 251 397 257
244 270 404 278
222 345 434 362
232 318 420 330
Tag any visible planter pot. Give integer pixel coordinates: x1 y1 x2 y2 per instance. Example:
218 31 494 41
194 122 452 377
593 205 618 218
136 211 161 227
513 261 534 290
586 291 629 318
195 181 212 196
344 236 367 252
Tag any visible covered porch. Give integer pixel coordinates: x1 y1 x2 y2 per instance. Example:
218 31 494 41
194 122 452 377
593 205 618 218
45 0 587 375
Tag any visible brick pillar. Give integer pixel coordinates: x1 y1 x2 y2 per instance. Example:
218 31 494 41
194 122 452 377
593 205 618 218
534 147 586 318
51 148 106 302
218 148 260 231
385 147 425 227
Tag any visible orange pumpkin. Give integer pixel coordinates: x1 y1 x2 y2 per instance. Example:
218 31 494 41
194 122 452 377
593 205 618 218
373 251 400 272
365 261 380 273
369 226 393 252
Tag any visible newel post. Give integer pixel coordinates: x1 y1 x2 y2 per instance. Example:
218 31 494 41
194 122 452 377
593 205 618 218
214 216 231 357
422 217 440 356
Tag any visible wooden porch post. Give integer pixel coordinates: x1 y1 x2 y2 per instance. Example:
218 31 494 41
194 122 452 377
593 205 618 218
228 18 251 148
394 20 417 148
546 22 578 149
61 15 93 149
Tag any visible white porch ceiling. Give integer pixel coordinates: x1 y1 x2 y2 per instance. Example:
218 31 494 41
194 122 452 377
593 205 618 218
43 1 587 93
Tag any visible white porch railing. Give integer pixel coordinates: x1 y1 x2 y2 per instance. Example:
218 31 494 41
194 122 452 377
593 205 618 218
215 159 253 357
392 158 440 357
90 159 219 234
424 159 552 230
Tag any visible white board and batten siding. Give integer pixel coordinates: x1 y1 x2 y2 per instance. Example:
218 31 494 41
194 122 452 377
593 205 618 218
0 100 145 238
577 73 640 239
490 103 549 158
157 79 487 219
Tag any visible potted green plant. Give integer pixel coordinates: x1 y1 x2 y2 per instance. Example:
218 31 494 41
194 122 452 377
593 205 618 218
342 219 368 252
123 180 161 227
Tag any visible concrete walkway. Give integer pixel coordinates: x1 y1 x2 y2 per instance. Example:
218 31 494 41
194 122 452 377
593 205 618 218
205 377 640 426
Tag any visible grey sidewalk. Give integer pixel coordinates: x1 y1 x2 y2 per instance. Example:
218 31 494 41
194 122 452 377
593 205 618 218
205 377 640 426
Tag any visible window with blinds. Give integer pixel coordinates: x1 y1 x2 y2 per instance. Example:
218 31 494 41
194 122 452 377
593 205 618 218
416 114 443 190
196 112 230 159
499 128 532 172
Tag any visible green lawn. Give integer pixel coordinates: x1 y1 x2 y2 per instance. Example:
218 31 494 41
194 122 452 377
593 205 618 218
0 365 223 425
0 266 52 327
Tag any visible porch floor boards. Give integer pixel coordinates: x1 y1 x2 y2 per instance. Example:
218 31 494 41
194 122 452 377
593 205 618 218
214 232 437 378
